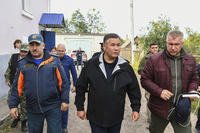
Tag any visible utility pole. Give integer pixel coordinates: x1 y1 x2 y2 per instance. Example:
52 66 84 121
130 0 135 65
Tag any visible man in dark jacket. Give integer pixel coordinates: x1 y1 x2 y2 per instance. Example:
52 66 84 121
141 30 198 133
137 43 158 126
57 43 77 133
75 33 141 133
5 44 29 131
76 47 83 70
8 34 69 133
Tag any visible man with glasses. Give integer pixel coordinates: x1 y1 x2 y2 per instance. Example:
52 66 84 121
141 30 198 133
5 43 29 132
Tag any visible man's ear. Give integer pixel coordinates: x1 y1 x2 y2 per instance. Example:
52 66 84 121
103 43 106 51
42 44 45 49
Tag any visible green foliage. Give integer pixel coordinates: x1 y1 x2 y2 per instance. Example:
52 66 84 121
184 28 200 62
132 50 143 71
53 8 106 34
135 15 179 71
70 9 88 33
86 8 106 33
140 15 178 52
53 19 71 33
191 99 200 115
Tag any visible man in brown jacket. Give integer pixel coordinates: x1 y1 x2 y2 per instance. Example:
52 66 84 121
141 30 198 133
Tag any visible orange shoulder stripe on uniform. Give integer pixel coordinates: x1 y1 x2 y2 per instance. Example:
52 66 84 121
18 71 24 96
56 67 62 92
38 56 54 68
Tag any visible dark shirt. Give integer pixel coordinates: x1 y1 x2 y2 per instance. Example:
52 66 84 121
103 57 118 79
76 50 83 62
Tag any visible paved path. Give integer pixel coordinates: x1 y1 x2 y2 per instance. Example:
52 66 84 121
1 88 198 133
0 70 198 132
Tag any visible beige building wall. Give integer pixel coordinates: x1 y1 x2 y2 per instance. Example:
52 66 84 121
120 40 132 63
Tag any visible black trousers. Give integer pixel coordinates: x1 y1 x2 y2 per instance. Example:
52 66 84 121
89 121 122 133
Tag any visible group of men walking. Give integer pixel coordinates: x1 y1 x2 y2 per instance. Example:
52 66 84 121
5 30 200 133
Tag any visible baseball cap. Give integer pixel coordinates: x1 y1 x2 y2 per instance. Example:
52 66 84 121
28 34 44 44
175 96 191 126
20 43 29 52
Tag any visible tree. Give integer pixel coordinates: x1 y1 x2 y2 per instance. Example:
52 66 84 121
133 15 178 70
52 9 106 34
184 28 200 62
140 15 178 52
70 9 88 33
86 8 106 33
52 19 71 33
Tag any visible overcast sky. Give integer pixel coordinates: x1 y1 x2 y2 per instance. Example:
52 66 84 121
50 0 200 38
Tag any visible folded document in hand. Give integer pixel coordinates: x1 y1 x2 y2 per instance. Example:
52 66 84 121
182 92 200 98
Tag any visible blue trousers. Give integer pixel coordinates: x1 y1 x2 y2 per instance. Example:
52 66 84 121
89 121 122 133
62 110 69 128
27 107 62 133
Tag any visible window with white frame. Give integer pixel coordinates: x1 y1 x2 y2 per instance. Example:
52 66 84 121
21 0 33 19
22 0 31 13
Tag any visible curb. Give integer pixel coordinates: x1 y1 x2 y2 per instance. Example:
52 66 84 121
0 95 9 127
0 114 10 126
0 95 7 102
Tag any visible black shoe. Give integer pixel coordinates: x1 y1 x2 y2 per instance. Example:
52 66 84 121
10 118 20 128
21 120 28 132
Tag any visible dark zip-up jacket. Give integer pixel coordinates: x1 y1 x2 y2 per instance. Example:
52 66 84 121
60 54 77 86
141 49 198 119
75 54 141 127
8 53 19 84
8 50 69 113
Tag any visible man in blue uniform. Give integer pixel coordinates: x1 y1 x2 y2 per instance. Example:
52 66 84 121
57 44 77 133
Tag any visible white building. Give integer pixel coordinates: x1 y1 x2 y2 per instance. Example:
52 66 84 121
0 0 50 98
56 33 105 58
0 0 50 54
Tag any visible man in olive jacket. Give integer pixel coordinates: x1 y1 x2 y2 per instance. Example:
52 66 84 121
75 33 141 133
141 30 198 133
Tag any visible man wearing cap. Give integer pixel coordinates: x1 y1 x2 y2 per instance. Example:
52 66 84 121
141 30 198 133
8 34 69 133
5 43 29 132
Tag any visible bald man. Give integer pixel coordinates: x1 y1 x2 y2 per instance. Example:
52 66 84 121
57 44 78 132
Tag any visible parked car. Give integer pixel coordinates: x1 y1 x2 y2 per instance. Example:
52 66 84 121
70 50 87 65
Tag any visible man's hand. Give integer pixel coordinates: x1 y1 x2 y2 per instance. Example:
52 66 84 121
6 80 11 87
61 103 69 111
160 90 173 101
10 108 18 119
71 86 76 93
197 86 200 92
131 111 140 121
77 111 86 120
